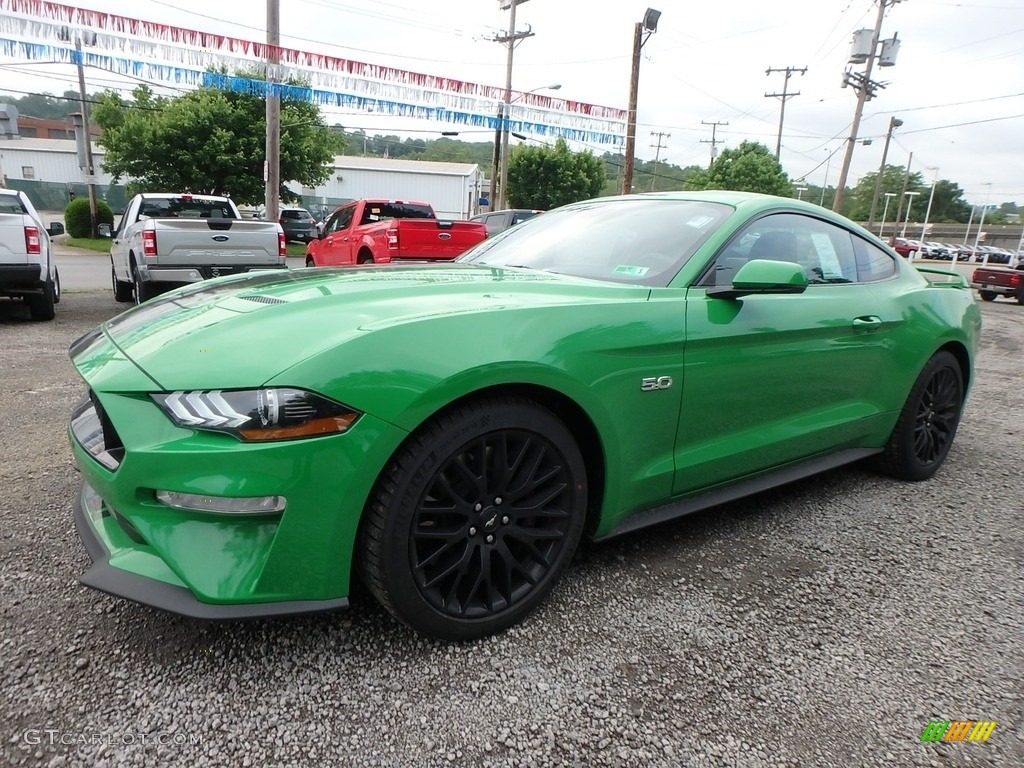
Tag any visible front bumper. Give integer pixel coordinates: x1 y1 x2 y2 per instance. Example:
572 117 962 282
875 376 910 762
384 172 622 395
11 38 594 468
74 481 349 619
68 382 408 619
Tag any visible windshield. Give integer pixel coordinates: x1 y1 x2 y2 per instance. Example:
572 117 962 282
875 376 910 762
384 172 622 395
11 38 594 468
457 198 731 286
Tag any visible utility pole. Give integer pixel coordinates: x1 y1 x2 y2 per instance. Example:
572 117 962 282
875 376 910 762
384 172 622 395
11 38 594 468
649 131 669 191
867 115 903 228
700 120 728 168
833 0 904 213
73 37 99 238
621 8 661 195
264 0 281 223
764 66 806 160
494 0 533 211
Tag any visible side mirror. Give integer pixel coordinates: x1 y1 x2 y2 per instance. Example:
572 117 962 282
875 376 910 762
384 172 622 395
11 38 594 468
97 223 112 238
46 222 65 237
706 259 809 300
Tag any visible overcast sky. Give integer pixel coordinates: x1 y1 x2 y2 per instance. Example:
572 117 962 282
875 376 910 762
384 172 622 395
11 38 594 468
1 0 1021 205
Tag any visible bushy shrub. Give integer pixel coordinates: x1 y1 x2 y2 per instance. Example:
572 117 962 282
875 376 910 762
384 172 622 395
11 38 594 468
64 198 115 238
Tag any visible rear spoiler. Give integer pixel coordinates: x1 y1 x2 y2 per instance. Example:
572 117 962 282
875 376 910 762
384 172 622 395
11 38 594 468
914 265 969 289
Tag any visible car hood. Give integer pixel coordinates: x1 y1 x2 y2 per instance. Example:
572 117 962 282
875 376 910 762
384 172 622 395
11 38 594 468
84 263 652 391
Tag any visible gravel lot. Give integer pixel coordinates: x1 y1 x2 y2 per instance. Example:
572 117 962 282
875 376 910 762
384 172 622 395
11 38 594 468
1 289 1021 768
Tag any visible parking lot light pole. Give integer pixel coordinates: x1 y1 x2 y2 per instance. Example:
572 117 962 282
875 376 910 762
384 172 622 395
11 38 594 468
880 192 896 238
901 190 920 240
919 166 938 251
972 182 993 265
494 83 559 210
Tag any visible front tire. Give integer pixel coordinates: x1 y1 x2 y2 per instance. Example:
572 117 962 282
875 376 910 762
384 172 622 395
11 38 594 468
112 263 133 302
358 397 587 641
877 351 963 481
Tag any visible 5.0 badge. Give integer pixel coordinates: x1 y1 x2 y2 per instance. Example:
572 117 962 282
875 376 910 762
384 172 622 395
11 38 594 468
640 376 673 391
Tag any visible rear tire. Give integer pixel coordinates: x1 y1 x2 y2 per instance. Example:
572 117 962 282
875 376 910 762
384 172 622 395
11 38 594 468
357 251 374 264
358 397 587 640
27 276 56 321
876 351 963 481
978 290 997 302
305 257 315 268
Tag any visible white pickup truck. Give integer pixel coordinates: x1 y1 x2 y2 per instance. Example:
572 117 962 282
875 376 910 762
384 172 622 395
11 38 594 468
110 193 286 304
0 188 63 321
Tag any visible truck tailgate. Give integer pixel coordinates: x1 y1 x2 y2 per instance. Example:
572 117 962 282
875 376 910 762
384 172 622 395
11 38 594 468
394 220 487 260
153 220 280 265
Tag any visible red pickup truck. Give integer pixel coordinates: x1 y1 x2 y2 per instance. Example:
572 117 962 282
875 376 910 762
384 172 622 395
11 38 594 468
305 199 487 267
971 262 1023 304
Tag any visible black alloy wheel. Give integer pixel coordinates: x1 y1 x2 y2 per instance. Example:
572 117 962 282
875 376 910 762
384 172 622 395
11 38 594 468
359 397 587 640
877 350 963 481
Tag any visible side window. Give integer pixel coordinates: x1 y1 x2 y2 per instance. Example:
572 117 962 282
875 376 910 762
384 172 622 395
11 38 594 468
327 206 355 234
701 213 860 287
852 236 897 282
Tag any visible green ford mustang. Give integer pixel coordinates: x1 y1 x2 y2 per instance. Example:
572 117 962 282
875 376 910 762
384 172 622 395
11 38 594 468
68 191 981 640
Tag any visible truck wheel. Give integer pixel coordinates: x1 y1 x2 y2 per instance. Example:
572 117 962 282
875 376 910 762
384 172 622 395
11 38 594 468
978 290 997 302
305 257 315 268
112 264 134 302
133 266 155 305
875 350 963 482
27 276 56 321
357 251 374 264
358 397 587 641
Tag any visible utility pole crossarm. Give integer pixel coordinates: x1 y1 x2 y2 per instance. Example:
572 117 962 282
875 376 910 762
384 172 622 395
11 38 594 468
700 120 728 168
764 66 807 160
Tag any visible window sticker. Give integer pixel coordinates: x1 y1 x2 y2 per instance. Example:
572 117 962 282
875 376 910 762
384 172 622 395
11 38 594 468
686 215 716 229
613 265 650 277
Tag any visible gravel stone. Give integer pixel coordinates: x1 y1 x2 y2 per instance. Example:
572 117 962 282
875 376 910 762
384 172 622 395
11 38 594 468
0 290 1021 768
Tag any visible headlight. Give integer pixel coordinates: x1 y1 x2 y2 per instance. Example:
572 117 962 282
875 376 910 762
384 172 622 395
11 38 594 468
151 388 360 441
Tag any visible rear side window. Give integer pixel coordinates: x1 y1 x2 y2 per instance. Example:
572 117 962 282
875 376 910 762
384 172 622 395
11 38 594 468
363 203 435 223
852 237 897 282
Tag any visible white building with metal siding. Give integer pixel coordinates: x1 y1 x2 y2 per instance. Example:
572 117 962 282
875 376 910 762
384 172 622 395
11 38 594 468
287 156 485 221
0 138 112 185
2 140 484 221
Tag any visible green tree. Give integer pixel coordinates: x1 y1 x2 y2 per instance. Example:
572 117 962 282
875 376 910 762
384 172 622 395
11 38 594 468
91 83 339 205
848 165 923 223
506 139 604 209
688 141 792 196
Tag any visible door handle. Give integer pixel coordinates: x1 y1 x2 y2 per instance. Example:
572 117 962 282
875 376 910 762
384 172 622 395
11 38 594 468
852 316 882 330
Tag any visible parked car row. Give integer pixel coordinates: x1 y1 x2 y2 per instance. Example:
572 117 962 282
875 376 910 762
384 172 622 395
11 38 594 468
890 237 1018 264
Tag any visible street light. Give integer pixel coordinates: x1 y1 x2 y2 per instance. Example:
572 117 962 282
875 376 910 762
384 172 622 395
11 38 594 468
919 166 939 250
880 191 897 239
972 182 994 265
493 83 561 211
622 8 661 195
901 190 921 240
